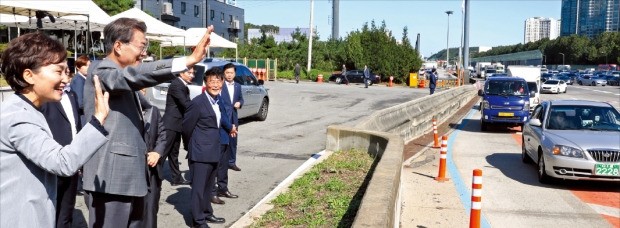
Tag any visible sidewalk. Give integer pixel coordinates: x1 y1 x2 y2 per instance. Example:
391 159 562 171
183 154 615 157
399 97 479 227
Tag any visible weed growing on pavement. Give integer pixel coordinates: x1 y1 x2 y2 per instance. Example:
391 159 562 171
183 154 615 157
251 149 375 228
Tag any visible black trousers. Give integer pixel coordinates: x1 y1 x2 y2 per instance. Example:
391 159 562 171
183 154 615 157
164 130 183 182
56 174 78 228
214 144 231 193
228 136 238 165
190 161 218 226
144 169 162 228
87 191 144 228
430 87 436 95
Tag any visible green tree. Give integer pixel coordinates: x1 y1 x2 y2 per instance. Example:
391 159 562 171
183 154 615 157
93 0 134 16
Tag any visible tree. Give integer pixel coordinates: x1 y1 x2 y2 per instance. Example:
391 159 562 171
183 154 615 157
93 0 134 16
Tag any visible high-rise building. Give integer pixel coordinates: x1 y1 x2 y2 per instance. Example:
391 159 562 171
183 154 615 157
135 0 244 43
560 0 620 37
524 17 561 43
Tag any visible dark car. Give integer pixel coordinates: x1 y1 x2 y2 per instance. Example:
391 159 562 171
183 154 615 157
605 76 620 86
329 70 378 85
556 75 573 85
541 73 555 82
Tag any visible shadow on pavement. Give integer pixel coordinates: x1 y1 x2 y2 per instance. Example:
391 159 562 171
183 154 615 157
452 118 522 134
166 187 192 227
485 153 620 191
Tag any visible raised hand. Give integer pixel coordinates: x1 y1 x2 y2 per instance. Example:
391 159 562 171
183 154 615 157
187 25 215 67
93 75 110 125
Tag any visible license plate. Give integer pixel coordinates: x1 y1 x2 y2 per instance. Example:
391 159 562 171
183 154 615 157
594 164 620 176
498 112 514 117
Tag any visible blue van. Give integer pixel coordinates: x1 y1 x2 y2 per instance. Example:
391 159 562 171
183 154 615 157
478 77 534 131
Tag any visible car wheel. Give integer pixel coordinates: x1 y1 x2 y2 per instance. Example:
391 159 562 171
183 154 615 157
368 79 373 86
591 82 596 86
578 81 582 85
480 120 487 131
538 152 552 184
254 98 269 121
521 136 531 164
335 77 342 84
564 87 567 93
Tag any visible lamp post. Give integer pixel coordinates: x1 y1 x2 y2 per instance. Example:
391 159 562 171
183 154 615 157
445 10 453 68
542 55 546 65
559 52 565 65
601 51 608 64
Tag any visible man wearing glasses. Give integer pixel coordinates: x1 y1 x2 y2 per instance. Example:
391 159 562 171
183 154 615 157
82 18 215 227
162 68 195 186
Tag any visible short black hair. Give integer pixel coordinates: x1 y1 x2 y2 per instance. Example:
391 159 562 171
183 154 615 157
103 18 147 54
223 63 235 72
204 67 223 82
1 32 67 92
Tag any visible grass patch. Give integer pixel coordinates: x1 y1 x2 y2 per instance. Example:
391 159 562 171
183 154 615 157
252 149 376 228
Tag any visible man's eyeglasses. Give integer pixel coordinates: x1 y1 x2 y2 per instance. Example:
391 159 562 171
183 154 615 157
125 39 149 54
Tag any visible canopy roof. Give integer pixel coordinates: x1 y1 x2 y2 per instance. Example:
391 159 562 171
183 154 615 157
160 28 237 49
0 0 111 31
110 8 185 39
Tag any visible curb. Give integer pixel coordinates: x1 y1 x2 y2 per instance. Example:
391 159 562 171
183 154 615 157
231 150 332 227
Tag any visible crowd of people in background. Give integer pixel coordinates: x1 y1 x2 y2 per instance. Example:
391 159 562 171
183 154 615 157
1 17 243 228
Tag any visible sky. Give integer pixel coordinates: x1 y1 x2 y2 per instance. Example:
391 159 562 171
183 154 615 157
237 0 562 57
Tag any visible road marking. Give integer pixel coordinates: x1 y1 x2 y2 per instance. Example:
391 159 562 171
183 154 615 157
446 109 492 228
587 203 620 218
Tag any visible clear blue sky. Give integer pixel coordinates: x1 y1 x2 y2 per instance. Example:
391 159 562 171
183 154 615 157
238 0 562 57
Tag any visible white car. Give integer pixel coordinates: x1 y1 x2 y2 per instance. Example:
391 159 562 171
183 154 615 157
541 79 567 94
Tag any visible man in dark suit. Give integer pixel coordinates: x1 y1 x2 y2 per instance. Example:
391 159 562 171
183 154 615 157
70 55 90 114
40 85 82 228
221 63 244 172
183 68 236 228
138 92 167 228
162 68 195 186
82 18 215 227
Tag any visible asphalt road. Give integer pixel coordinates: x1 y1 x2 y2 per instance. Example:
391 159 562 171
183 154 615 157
541 84 620 109
70 79 434 227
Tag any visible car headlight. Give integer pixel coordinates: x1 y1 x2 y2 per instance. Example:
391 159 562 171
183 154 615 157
552 145 584 159
482 100 490 110
524 101 530 111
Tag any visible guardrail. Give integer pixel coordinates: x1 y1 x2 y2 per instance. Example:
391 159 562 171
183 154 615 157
326 85 478 228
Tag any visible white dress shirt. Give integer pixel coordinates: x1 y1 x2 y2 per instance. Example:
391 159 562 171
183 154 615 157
60 89 77 137
206 93 221 128
226 81 235 103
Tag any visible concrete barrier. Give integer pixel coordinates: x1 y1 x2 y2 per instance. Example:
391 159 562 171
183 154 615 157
325 85 478 228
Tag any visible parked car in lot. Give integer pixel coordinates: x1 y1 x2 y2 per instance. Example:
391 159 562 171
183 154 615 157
556 75 573 85
541 73 555 82
522 100 620 183
145 58 270 121
541 79 567 94
329 70 378 85
579 76 607 86
606 76 620 86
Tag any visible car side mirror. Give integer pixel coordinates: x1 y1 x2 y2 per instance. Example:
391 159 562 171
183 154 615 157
530 91 536 97
477 90 484 96
529 118 542 127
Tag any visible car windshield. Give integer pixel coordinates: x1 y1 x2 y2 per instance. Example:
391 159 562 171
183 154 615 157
485 80 528 96
547 105 620 131
544 80 559 84
485 69 497 73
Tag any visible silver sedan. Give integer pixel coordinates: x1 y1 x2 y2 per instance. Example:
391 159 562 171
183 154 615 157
522 100 620 183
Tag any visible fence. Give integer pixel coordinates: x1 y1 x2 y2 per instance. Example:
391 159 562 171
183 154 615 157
236 58 278 81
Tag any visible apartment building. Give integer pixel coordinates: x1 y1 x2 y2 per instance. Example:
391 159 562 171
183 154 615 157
560 0 619 37
524 17 561 43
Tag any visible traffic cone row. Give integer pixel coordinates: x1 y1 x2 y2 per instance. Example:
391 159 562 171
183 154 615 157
470 169 483 228
434 135 449 182
432 118 440 148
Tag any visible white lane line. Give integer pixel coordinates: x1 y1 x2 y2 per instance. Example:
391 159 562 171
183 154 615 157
592 90 612 94
587 203 620 218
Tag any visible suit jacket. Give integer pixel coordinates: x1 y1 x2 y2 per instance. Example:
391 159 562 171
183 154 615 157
220 82 244 126
182 93 221 163
40 90 82 145
142 98 167 180
218 98 234 145
82 58 178 197
69 73 86 112
163 77 191 132
0 94 108 227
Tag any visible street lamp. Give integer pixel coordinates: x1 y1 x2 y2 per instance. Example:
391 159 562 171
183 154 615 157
445 10 453 68
559 52 565 65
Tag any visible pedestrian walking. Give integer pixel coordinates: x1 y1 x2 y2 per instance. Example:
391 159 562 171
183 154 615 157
294 63 301 84
342 64 349 85
429 68 438 95
363 65 370 88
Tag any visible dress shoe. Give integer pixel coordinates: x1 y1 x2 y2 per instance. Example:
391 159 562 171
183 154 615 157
205 215 225 224
171 179 191 186
211 195 225 204
218 191 239 198
192 224 209 228
228 164 241 171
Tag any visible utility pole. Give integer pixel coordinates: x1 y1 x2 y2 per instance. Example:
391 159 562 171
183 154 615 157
307 0 314 72
463 0 470 76
332 0 339 40
445 11 453 68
